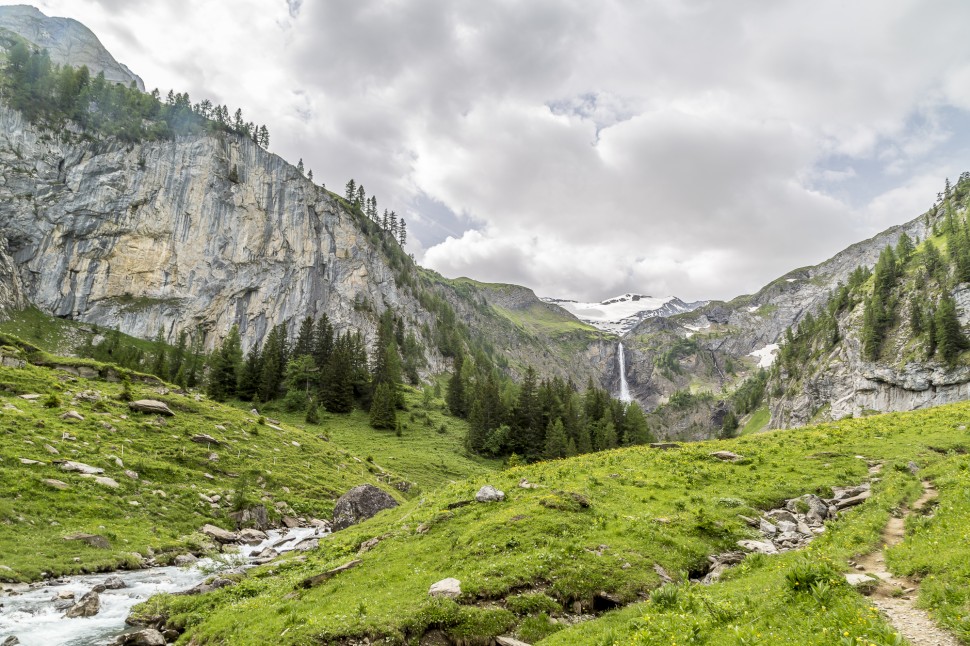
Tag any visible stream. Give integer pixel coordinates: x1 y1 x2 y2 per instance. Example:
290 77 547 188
0 527 326 646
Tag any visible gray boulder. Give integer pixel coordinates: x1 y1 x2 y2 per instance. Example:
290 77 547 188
475 485 506 502
201 524 239 544
229 505 269 530
428 577 461 599
332 485 398 531
113 629 166 646
128 400 174 416
64 532 110 549
65 590 100 618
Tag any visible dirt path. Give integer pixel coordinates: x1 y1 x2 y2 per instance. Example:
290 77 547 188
850 481 960 646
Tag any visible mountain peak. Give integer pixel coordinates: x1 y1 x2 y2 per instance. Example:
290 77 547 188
543 293 707 335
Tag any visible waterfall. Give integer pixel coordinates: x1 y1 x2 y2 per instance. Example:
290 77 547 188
617 342 632 402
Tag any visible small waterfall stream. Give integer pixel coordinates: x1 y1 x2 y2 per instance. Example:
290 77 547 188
617 342 632 402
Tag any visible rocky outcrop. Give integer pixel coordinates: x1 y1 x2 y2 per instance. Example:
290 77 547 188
65 590 100 618
0 5 144 90
331 484 398 531
0 241 24 314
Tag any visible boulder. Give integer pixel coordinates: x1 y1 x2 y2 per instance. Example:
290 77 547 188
764 509 798 524
785 494 829 524
496 638 532 646
3 637 19 646
60 461 104 475
299 559 362 588
92 476 120 489
737 540 778 554
173 554 198 566
43 478 70 490
428 577 461 599
229 505 269 530
710 450 743 462
180 577 235 596
332 484 399 531
102 575 126 590
476 485 505 502
64 533 110 549
835 490 871 510
281 516 301 529
238 528 268 545
128 400 174 416
113 629 166 646
65 590 100 618
191 434 220 445
201 524 239 544
60 410 84 421
759 519 777 536
309 518 332 531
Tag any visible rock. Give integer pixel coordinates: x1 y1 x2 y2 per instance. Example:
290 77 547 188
845 572 879 587
128 400 174 416
238 528 267 544
180 577 235 596
229 505 269 530
19 394 41 400
428 577 461 599
2 637 19 646
43 444 58 455
113 628 166 646
201 524 239 544
309 518 332 531
710 450 743 462
835 490 871 510
43 479 69 490
173 554 198 566
830 483 870 501
60 410 84 421
496 638 532 646
475 485 505 502
64 533 110 549
18 458 43 465
92 476 120 489
191 434 220 445
737 540 778 554
776 520 797 534
331 484 399 531
60 461 104 475
764 509 798 524
65 590 100 617
759 519 777 536
124 470 138 480
907 460 920 475
102 575 126 590
796 521 812 535
785 494 829 524
299 559 362 588
357 536 383 554
281 516 301 529
518 478 539 489
649 442 681 450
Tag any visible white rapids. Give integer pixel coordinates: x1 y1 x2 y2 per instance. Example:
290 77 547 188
0 526 326 646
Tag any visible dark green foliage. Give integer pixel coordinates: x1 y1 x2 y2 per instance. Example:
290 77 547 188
369 383 397 429
322 332 357 414
934 294 968 365
206 325 242 401
446 354 466 417
257 324 289 402
304 398 320 424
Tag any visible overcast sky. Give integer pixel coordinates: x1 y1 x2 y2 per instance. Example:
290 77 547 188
8 0 970 301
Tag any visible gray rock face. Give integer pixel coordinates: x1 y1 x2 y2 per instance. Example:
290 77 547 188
0 5 144 90
331 484 398 531
0 241 24 314
113 628 166 646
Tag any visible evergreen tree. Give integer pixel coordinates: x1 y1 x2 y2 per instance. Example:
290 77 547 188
168 330 188 384
238 344 262 401
150 327 167 379
369 383 397 429
512 367 542 459
935 294 969 364
322 332 355 413
446 354 466 417
207 325 242 401
543 419 568 460
345 179 356 203
258 323 289 401
312 315 335 372
398 218 407 246
282 355 316 411
293 316 315 359
623 402 652 445
356 185 366 208
466 373 504 453
296 158 305 175
305 397 320 424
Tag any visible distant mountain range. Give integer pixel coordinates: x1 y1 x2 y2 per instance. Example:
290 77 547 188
542 293 708 335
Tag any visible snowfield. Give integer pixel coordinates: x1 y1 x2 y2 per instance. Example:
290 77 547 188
542 293 706 335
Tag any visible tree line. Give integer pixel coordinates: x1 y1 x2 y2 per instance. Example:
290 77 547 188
0 40 268 145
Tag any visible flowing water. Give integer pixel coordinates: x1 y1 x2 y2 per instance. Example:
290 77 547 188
0 527 325 646
617 342 632 402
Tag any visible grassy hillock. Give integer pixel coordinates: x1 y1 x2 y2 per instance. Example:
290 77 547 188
0 335 489 582
131 398 970 644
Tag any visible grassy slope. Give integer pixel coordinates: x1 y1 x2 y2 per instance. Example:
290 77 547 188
0 340 492 582
135 402 970 645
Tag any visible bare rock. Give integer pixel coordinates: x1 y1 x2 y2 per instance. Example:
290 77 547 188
65 590 100 617
113 628 166 646
496 637 532 646
173 554 198 566
299 559 362 589
229 505 269 530
281 516 301 529
128 400 174 416
60 461 104 475
710 450 743 462
201 524 239 544
191 434 220 445
737 540 778 554
332 484 399 531
428 577 461 599
475 485 505 502
43 479 69 490
238 528 268 545
64 533 110 549
60 410 84 421
835 490 871 510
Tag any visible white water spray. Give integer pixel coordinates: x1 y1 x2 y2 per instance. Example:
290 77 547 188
617 342 632 402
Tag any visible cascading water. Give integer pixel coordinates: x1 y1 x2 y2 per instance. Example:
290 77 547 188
617 342 632 402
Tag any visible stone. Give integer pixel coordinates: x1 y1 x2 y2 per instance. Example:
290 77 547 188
65 590 100 617
92 476 120 489
113 628 166 646
475 485 505 502
102 575 126 590
2 637 19 646
496 638 532 646
300 559 362 588
309 518 332 531
776 520 797 534
180 577 235 596
201 524 239 544
835 490 871 510
845 572 879 587
238 528 267 544
785 494 829 523
331 484 399 531
649 442 681 450
764 509 798 524
44 444 58 455
518 478 539 489
128 400 174 416
19 458 44 465
173 554 198 566
19 394 41 401
907 460 920 475
710 450 743 462
60 410 84 421
229 505 269 530
43 479 69 490
428 577 461 598
60 461 104 475
737 540 778 554
124 470 138 480
759 519 777 535
281 516 301 529
64 533 110 549
191 434 220 445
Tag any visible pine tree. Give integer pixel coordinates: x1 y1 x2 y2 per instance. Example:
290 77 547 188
381 209 389 231
356 185 366 208
935 294 968 364
446 354 466 417
238 344 262 401
150 327 167 379
293 316 315 359
258 323 289 401
512 367 542 459
322 332 355 413
623 402 652 445
168 330 188 384
543 419 568 460
369 383 397 429
296 158 305 175
345 179 356 203
207 325 242 401
305 398 320 424
398 218 407 246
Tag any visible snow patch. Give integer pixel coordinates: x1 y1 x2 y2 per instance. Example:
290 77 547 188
544 293 706 335
749 343 780 368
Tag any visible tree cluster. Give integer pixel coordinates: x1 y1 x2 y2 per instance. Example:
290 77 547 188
343 179 408 248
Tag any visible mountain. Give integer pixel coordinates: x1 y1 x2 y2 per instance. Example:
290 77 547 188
542 293 707 335
0 4 143 90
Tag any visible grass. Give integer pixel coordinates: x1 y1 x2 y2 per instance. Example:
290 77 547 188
739 405 770 436
130 400 970 644
0 336 492 582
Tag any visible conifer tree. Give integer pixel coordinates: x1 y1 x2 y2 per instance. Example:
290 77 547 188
398 218 407 246
238 344 262 401
150 327 167 379
168 330 188 384
207 325 242 401
446 353 466 417
312 315 335 372
322 332 355 413
623 402 652 445
543 419 568 459
935 294 968 364
258 323 289 401
293 316 315 359
369 383 397 429
345 179 356 203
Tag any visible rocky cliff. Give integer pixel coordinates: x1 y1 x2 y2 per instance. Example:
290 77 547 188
0 5 144 90
0 240 25 313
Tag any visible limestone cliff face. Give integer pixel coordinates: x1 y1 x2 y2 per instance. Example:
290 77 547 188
0 103 429 355
0 241 25 313
0 5 144 90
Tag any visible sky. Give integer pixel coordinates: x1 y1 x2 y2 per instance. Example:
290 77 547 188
6 0 970 302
